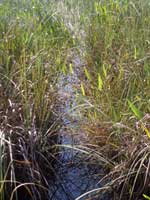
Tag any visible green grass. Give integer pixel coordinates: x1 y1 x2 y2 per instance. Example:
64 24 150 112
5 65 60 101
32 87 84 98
83 0 150 121
78 0 150 199
0 0 74 199
1 0 150 199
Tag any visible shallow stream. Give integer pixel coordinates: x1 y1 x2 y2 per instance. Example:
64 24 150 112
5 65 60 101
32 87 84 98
48 56 109 200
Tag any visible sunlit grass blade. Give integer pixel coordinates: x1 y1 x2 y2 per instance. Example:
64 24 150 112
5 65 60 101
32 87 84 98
69 63 74 74
84 67 91 80
143 194 150 200
128 100 142 119
98 73 103 91
80 83 85 96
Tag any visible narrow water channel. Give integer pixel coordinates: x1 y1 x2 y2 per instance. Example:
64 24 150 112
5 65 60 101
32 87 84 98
48 56 109 200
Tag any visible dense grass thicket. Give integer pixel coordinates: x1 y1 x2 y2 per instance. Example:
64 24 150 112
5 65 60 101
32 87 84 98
1 0 150 200
79 0 150 199
0 0 73 199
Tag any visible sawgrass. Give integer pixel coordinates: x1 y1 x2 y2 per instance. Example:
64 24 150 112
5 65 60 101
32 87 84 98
0 0 74 199
1 0 150 199
79 0 150 199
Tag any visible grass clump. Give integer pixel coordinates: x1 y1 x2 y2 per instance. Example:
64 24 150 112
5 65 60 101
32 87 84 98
0 0 73 199
79 0 150 199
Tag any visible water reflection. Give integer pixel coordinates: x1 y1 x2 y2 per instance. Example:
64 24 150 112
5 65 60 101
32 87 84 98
48 57 106 200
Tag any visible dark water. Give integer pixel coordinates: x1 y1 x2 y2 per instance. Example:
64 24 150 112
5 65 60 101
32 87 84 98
48 57 109 200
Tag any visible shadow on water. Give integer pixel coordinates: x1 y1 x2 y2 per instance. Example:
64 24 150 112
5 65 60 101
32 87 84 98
48 56 110 200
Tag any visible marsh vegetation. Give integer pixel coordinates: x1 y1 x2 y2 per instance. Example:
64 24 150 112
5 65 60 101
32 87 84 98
0 0 150 199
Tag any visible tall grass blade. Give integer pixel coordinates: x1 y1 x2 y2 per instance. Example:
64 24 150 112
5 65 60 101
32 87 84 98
98 73 103 91
81 83 85 96
143 194 150 200
128 100 142 119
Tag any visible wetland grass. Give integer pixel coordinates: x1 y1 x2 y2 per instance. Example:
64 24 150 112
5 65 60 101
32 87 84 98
0 0 73 199
1 0 150 199
79 0 150 199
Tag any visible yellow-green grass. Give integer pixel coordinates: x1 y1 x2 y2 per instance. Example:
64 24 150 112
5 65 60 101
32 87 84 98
1 0 150 199
78 0 150 199
0 0 74 199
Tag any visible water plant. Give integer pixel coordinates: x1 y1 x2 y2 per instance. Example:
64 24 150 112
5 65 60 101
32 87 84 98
78 0 150 199
1 0 150 199
0 0 73 199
